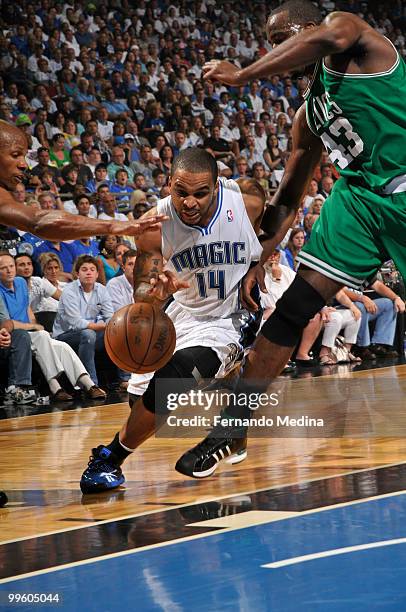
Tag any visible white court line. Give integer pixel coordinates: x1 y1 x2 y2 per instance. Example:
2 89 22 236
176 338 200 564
1 489 405 585
262 537 406 569
1 460 405 546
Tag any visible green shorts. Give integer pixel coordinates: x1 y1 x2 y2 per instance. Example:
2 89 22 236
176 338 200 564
297 178 406 289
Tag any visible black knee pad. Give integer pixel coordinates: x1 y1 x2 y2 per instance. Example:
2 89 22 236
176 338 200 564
261 275 326 346
142 346 221 413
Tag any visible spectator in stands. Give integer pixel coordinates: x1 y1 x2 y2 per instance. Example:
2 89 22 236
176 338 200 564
53 255 114 388
33 236 75 280
49 133 70 168
106 248 136 390
0 252 104 400
346 281 405 359
318 291 363 365
109 169 134 209
107 146 134 183
65 147 93 185
98 193 128 224
96 235 122 285
283 228 305 271
130 144 157 188
0 292 36 405
263 134 285 171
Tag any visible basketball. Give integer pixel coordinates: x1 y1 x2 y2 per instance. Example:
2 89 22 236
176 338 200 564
104 303 176 374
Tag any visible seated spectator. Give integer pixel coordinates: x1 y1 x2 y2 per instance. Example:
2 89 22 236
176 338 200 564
149 168 167 196
85 163 110 194
106 248 136 312
0 252 104 401
98 193 128 223
303 212 319 241
30 147 60 183
308 195 325 215
252 162 270 198
130 144 157 188
318 291 363 365
97 235 122 284
159 145 175 176
30 253 67 332
107 146 135 183
53 255 114 388
106 248 136 390
283 228 305 271
240 135 264 169
204 125 235 167
0 292 36 404
346 281 405 359
102 87 131 121
63 119 81 150
233 156 250 180
65 147 93 186
109 169 134 210
49 133 70 168
33 238 75 280
263 134 284 171
113 243 131 276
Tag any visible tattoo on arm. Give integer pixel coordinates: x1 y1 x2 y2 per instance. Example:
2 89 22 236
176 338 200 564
133 251 164 302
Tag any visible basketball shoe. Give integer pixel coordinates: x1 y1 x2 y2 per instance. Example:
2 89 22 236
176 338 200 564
175 424 247 478
0 491 8 507
80 446 125 493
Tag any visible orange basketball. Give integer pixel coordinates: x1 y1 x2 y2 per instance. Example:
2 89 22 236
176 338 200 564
105 303 176 374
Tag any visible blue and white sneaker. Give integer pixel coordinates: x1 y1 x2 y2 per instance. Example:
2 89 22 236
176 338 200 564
80 446 125 493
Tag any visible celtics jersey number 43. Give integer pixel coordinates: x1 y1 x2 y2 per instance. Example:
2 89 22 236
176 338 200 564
305 45 406 191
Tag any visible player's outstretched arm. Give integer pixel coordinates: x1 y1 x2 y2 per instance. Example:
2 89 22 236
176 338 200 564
0 188 167 240
203 12 364 86
241 106 322 311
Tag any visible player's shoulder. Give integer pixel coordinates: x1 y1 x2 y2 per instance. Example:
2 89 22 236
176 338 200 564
219 177 241 194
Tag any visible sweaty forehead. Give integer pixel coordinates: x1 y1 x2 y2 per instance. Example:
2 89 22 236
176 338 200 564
172 170 213 191
0 124 28 150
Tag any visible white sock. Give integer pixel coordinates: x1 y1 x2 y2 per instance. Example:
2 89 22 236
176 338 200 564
48 378 62 394
119 438 136 453
77 373 94 391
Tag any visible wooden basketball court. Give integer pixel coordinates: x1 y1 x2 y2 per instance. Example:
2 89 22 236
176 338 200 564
0 362 405 610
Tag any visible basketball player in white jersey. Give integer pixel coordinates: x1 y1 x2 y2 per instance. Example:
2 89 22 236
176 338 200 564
80 148 265 493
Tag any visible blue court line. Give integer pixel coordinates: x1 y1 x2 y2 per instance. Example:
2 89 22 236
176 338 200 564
1 493 406 611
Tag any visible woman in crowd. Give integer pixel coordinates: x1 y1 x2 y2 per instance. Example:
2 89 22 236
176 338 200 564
49 133 70 168
263 134 284 171
51 112 66 137
96 234 122 285
283 228 305 271
64 119 81 149
159 144 175 175
33 123 51 150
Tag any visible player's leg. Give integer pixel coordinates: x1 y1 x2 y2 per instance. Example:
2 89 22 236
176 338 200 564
80 346 221 493
175 269 341 477
176 183 386 477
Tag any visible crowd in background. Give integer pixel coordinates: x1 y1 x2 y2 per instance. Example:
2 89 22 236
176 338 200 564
0 0 405 398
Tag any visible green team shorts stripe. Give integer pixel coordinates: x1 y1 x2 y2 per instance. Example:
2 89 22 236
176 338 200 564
297 251 367 289
298 177 406 287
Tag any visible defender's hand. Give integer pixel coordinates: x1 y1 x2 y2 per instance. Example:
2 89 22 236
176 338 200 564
112 214 169 237
203 61 244 86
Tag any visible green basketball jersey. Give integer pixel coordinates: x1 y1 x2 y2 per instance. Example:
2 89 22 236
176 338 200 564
305 48 406 190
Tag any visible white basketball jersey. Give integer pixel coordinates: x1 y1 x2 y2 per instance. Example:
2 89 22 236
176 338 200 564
157 178 262 318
